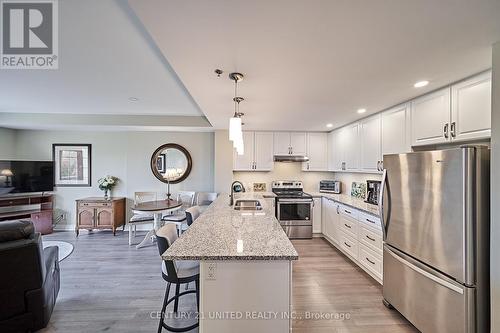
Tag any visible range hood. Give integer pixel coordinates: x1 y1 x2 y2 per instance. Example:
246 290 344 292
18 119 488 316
273 155 309 162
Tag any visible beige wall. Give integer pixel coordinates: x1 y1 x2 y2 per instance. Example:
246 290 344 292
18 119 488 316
491 41 500 333
0 127 16 159
1 129 214 230
214 130 234 193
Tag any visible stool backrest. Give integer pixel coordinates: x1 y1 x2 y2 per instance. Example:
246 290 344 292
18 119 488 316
196 192 218 206
156 223 179 281
186 206 201 226
134 192 157 205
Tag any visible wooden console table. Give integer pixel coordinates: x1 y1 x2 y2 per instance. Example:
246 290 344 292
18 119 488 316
0 193 54 234
75 197 125 236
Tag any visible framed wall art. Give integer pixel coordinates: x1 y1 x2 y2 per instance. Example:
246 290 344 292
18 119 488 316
52 144 92 187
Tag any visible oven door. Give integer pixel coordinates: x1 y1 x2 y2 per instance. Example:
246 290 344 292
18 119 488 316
277 199 312 225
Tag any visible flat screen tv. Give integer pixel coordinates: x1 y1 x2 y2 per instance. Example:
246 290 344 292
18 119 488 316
0 160 54 196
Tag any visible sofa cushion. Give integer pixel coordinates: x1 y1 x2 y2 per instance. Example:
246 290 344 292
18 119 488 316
0 220 35 243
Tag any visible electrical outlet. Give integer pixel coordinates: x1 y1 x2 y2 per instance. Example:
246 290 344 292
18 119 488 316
206 263 217 280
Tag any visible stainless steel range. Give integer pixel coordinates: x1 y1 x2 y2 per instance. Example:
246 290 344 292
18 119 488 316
272 180 313 239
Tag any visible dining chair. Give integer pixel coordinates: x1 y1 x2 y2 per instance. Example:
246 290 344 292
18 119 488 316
155 224 199 333
128 192 156 246
162 191 196 235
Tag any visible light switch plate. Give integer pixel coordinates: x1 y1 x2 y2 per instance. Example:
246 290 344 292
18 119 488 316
206 262 217 280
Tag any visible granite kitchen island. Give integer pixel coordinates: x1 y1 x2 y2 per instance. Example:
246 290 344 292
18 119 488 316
162 193 298 333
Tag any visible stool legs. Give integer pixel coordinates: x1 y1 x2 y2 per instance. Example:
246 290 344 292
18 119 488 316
173 283 181 313
158 282 171 333
157 280 199 333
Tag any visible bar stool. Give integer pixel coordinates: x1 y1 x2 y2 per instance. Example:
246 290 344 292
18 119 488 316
185 206 201 227
155 224 199 333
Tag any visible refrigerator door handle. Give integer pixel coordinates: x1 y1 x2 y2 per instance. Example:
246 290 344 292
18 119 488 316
385 246 464 295
379 168 388 240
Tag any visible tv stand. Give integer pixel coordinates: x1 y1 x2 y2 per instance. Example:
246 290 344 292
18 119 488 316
0 193 54 234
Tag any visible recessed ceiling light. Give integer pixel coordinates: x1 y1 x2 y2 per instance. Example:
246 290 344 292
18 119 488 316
414 80 429 88
128 97 139 102
357 108 366 114
326 123 333 128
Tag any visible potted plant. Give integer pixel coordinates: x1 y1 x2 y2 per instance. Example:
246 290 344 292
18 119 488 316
98 175 118 200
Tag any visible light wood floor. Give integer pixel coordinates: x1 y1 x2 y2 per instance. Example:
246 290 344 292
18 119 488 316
40 231 417 333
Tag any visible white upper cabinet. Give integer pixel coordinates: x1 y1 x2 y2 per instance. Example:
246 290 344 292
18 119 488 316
343 123 360 170
381 103 410 156
273 132 291 155
411 72 492 147
233 131 255 171
359 115 382 171
411 87 451 146
273 132 307 155
290 132 307 155
451 71 491 142
303 132 328 171
233 131 273 171
254 132 274 171
328 129 344 171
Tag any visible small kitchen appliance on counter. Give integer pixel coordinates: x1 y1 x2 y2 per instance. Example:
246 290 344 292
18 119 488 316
365 180 381 205
272 180 313 239
319 180 342 194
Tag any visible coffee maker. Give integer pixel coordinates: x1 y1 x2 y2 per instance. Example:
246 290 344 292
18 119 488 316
365 180 381 205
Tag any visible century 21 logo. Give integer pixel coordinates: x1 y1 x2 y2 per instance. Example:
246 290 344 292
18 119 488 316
1 0 58 69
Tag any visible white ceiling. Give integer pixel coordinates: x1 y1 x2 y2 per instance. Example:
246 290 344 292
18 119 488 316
0 0 203 118
130 0 500 131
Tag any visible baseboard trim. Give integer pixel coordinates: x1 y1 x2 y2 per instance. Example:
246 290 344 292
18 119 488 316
53 224 152 232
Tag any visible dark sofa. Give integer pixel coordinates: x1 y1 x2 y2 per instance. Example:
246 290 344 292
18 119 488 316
0 220 60 332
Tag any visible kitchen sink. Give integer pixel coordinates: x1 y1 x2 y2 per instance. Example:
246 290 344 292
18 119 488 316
233 199 263 211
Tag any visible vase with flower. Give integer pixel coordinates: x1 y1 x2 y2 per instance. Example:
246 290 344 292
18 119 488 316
98 175 118 200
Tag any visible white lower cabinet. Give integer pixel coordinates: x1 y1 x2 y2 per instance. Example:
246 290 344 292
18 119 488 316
321 199 383 283
312 197 322 234
321 197 339 243
358 244 383 278
339 231 358 259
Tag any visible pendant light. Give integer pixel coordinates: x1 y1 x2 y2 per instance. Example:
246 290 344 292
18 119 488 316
228 72 245 154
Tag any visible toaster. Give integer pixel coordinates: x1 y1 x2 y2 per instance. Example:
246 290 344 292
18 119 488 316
319 180 342 194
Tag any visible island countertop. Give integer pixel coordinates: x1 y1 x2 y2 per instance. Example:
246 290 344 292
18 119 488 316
162 193 299 261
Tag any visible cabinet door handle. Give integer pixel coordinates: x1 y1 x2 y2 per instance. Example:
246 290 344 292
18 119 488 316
344 209 352 214
451 122 456 138
366 235 376 242
344 223 352 229
336 205 340 214
444 123 449 139
344 242 351 248
366 257 376 265
366 218 376 224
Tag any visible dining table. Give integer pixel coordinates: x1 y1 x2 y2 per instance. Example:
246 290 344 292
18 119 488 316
131 199 182 249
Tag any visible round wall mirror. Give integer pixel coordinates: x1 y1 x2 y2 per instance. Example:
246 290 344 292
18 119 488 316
150 143 192 184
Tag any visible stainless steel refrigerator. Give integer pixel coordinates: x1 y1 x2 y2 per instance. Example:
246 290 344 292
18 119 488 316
380 146 490 333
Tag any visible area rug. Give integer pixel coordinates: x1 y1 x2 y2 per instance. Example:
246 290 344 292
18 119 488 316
43 241 74 261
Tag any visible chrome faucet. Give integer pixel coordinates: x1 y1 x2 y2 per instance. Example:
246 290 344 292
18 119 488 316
230 181 246 206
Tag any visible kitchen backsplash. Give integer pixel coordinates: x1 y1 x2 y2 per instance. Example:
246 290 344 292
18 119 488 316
233 162 381 195
233 162 333 192
333 172 382 196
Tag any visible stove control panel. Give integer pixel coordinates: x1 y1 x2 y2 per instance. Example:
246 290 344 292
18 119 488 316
271 180 303 189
